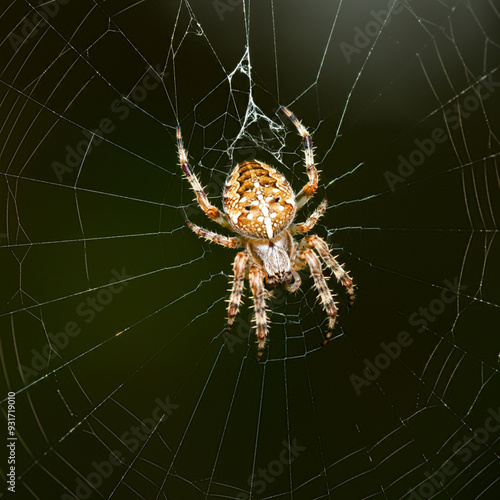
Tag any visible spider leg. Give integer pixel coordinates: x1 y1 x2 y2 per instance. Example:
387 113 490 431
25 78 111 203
284 239 302 293
289 199 327 235
249 267 269 360
305 235 355 305
302 248 338 345
227 252 249 333
187 222 243 248
177 127 231 228
284 270 301 293
281 106 318 210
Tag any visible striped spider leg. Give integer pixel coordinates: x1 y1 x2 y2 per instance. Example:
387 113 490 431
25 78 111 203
176 127 231 229
293 234 355 345
281 106 318 210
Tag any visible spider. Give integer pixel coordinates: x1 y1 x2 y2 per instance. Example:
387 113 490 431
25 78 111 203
176 106 355 360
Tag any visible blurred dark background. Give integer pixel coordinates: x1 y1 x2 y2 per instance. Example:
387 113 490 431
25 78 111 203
1 1 500 499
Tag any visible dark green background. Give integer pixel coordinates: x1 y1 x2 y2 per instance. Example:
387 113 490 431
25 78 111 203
1 1 500 499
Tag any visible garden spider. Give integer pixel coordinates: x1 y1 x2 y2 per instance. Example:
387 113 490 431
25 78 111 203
177 107 355 359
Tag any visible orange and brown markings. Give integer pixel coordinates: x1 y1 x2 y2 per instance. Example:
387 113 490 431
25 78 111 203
223 161 296 239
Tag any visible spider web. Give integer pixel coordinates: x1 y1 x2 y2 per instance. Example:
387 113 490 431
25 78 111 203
1 0 500 498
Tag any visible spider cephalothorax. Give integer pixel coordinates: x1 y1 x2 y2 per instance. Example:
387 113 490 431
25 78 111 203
177 106 355 359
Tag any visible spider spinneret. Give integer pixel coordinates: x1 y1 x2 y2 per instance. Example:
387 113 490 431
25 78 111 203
177 106 355 360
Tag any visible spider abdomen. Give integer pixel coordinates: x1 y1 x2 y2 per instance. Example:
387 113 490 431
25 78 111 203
223 161 296 239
